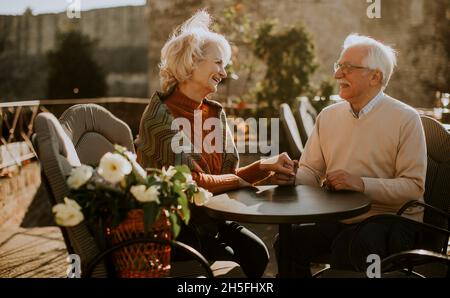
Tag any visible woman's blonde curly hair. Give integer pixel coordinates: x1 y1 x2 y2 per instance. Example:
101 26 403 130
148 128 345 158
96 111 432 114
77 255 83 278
159 10 232 93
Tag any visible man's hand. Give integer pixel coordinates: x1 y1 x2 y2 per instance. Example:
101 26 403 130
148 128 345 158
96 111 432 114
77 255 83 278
269 172 295 185
254 172 295 186
324 170 365 192
260 152 296 177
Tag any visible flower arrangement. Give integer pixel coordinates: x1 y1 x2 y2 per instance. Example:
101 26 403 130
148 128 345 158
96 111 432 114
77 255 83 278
52 145 212 238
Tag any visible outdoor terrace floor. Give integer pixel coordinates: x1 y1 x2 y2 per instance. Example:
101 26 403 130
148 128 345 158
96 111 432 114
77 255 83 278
0 224 280 278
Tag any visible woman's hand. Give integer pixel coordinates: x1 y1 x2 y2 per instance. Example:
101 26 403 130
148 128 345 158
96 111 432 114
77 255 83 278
254 172 295 186
237 176 252 188
268 172 295 185
260 152 296 177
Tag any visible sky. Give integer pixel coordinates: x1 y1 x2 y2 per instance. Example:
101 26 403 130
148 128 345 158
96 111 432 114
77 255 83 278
0 0 146 15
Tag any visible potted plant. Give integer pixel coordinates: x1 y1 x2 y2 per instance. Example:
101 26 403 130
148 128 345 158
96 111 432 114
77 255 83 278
52 145 212 277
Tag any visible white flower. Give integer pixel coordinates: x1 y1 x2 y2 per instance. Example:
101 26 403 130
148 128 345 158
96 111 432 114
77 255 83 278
124 151 147 180
183 173 193 184
52 197 84 227
97 152 132 184
130 185 146 201
63 197 82 210
130 185 160 203
193 187 213 206
67 165 93 189
162 166 177 180
123 150 137 161
144 186 160 203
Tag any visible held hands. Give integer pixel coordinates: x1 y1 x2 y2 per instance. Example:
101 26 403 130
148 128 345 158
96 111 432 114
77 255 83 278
260 152 296 185
237 176 252 188
323 170 365 192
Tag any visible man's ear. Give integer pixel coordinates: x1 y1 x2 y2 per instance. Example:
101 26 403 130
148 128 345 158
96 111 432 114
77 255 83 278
370 70 383 86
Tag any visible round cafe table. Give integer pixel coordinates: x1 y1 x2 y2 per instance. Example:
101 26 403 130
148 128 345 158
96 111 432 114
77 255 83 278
202 185 371 277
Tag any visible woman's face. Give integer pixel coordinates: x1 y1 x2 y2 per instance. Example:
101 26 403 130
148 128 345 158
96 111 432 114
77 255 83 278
189 45 227 96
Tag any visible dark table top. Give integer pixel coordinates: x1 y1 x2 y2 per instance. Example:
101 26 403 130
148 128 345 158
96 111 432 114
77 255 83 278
203 185 371 224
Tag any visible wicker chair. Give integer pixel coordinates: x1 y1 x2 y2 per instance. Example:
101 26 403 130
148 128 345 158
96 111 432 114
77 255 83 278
34 112 109 277
293 97 317 147
280 103 303 160
35 109 244 278
347 116 450 278
59 104 135 166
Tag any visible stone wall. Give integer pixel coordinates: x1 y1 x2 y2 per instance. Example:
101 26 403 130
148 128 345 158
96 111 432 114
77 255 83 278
0 6 149 100
147 0 449 108
1 1 447 107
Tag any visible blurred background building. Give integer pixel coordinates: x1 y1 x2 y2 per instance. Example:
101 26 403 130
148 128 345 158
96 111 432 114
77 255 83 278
0 5 148 100
147 0 449 108
0 0 448 107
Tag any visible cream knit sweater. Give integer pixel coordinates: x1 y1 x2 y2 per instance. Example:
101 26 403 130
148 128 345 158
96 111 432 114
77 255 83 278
295 94 427 223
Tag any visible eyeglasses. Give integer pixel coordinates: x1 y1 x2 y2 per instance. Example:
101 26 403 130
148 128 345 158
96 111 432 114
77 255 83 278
334 62 369 74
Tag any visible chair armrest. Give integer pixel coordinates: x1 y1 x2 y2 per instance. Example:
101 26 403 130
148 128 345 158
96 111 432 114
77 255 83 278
381 249 450 274
83 237 213 278
353 214 449 242
348 214 450 271
397 200 450 220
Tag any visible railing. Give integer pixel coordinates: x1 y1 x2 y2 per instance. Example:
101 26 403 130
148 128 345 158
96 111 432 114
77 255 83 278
0 96 288 175
0 101 40 174
0 98 150 175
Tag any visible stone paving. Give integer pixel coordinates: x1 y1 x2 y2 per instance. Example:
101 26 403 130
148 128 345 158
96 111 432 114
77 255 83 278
0 225 279 278
0 162 68 278
0 227 67 278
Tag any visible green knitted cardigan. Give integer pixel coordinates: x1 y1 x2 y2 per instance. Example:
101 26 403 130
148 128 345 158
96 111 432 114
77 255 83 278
136 90 241 237
136 89 240 175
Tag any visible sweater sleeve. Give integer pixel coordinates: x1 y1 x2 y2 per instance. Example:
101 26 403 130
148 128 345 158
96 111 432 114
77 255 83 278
235 160 271 184
295 113 326 186
361 113 426 206
192 172 240 194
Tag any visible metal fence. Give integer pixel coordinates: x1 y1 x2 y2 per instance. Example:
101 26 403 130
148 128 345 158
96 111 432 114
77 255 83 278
0 100 40 175
0 98 149 175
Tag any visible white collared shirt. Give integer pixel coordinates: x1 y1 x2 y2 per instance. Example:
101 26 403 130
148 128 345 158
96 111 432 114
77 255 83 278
349 89 384 119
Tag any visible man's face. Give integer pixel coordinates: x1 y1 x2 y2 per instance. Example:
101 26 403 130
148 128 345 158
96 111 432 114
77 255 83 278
334 46 372 104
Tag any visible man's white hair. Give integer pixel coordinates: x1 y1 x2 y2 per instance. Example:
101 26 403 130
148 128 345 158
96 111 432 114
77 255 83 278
342 33 397 88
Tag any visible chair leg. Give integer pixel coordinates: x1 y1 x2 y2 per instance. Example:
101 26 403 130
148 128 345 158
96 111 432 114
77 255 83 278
312 265 331 278
399 268 426 278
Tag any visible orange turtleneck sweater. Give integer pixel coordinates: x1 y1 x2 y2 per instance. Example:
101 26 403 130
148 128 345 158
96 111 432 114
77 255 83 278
164 89 270 193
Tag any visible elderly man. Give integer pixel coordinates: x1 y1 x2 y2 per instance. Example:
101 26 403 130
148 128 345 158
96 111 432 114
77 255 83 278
276 34 427 277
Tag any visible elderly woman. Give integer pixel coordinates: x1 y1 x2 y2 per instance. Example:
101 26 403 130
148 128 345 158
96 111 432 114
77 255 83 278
136 11 295 277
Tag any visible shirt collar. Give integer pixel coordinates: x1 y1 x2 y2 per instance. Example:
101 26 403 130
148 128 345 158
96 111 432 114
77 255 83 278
349 89 384 119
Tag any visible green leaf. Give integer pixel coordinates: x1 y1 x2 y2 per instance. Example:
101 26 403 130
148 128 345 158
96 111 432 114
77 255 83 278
143 202 158 234
175 165 190 174
177 194 190 225
171 172 185 183
169 212 181 239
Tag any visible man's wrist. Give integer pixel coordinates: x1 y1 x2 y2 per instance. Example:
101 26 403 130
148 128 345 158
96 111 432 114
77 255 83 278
357 177 365 192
